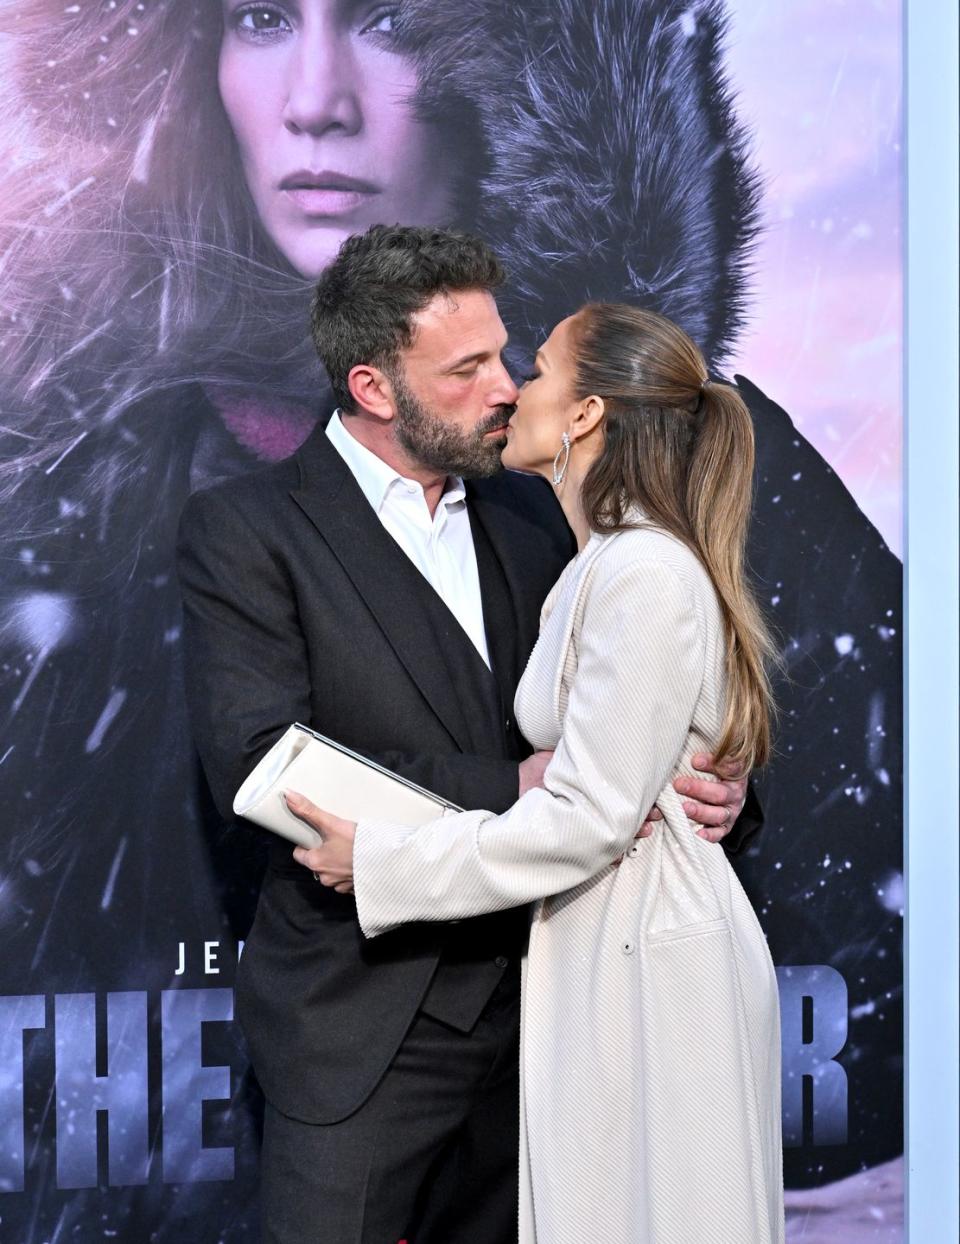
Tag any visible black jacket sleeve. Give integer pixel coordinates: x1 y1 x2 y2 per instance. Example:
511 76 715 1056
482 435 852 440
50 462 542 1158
723 781 764 856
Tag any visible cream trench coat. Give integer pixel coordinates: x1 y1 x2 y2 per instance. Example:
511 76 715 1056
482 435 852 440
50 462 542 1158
354 522 784 1244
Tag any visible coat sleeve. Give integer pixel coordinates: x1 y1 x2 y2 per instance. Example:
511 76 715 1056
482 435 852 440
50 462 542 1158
353 556 706 937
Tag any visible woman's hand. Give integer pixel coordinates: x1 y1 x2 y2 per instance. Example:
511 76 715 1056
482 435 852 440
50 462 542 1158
285 791 358 893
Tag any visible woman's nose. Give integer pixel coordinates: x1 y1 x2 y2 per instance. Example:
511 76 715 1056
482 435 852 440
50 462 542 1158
282 24 362 138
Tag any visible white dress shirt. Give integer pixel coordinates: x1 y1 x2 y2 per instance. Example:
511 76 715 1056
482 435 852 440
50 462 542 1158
326 411 491 668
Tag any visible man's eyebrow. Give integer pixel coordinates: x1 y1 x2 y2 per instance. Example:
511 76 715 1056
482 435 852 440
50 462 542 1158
443 339 510 373
443 351 487 373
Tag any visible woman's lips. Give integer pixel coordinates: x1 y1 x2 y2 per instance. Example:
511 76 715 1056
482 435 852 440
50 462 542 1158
282 186 378 215
279 172 380 217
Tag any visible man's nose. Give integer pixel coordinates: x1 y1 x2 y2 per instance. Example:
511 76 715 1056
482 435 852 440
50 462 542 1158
492 361 520 407
282 20 362 138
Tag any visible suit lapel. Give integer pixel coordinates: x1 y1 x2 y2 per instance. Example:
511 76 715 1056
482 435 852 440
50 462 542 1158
290 425 473 752
466 476 564 681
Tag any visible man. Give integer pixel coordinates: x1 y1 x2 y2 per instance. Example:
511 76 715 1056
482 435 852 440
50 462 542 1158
177 224 756 1244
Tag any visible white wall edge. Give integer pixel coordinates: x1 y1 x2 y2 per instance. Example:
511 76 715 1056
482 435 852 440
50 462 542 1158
904 0 960 1239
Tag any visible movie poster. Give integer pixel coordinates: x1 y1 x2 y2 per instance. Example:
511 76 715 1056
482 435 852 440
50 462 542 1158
0 2 902 1240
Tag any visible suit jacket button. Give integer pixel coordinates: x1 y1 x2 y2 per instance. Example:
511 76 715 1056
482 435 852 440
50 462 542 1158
621 940 636 955
494 956 509 969
627 844 640 857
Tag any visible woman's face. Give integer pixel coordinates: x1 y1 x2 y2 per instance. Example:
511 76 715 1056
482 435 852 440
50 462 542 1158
502 316 582 479
219 0 460 279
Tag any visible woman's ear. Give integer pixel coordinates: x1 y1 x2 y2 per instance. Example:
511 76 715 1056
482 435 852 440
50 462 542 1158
571 394 606 443
347 365 395 421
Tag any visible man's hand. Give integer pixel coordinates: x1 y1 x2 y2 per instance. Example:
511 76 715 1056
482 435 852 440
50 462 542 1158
286 791 358 893
674 753 748 843
519 750 554 797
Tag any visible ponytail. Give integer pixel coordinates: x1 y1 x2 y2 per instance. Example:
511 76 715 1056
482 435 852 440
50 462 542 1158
687 380 776 769
571 303 777 772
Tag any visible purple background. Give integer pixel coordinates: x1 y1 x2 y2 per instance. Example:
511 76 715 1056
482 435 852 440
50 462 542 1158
726 0 902 556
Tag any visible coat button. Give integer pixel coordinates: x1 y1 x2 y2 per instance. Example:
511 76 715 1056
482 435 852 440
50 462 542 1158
494 956 509 969
627 845 640 857
621 941 635 955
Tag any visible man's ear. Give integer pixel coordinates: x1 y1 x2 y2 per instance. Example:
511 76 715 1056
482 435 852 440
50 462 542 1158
347 365 395 421
571 394 606 443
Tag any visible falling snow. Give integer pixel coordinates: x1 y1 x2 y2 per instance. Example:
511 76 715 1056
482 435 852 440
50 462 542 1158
84 688 128 753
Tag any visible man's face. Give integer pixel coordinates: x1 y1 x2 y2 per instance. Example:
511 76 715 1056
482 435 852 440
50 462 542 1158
389 289 520 478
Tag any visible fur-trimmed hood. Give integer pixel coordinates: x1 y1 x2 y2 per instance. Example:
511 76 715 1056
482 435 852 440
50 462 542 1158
402 0 761 369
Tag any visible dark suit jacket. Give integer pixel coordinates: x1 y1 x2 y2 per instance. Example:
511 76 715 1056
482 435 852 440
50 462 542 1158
176 422 575 1122
176 421 762 1123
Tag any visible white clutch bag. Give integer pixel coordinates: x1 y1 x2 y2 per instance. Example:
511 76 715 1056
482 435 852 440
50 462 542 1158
232 723 462 848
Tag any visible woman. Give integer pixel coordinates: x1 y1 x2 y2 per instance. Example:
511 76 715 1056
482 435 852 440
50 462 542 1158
0 0 902 1221
290 303 785 1243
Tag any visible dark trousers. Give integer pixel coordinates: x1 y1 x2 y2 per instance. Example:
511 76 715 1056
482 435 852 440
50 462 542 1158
260 975 521 1244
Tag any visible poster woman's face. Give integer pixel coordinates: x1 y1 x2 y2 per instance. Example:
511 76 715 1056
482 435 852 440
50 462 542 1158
219 0 459 279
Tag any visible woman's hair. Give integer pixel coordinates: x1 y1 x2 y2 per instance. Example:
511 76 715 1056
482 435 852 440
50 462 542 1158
570 302 776 771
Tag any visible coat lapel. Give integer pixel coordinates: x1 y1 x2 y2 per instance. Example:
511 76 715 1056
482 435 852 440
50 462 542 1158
466 475 566 682
290 425 473 752
533 532 623 723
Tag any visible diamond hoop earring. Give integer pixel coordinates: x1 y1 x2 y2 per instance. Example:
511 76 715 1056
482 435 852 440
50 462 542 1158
552 433 571 487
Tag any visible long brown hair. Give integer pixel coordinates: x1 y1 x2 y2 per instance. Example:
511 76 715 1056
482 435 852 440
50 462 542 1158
571 302 776 770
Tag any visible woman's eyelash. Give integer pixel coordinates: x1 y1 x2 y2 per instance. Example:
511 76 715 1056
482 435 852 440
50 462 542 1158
230 3 399 41
360 6 401 36
522 371 540 383
231 4 290 39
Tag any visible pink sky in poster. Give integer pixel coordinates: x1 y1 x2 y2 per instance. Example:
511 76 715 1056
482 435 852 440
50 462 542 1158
724 0 902 556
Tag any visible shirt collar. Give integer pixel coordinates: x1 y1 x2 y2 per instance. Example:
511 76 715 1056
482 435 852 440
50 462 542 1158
326 410 466 516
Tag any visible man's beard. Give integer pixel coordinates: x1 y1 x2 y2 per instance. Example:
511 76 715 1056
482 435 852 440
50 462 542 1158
391 371 511 479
